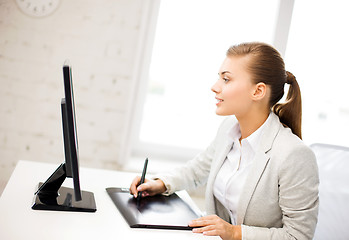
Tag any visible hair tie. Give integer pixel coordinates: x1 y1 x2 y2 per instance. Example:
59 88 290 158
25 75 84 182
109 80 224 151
286 71 295 84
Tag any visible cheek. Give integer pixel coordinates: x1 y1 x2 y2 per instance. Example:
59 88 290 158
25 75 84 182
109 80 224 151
220 84 253 114
224 84 250 102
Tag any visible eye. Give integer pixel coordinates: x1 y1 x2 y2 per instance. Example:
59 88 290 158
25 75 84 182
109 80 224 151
223 77 229 82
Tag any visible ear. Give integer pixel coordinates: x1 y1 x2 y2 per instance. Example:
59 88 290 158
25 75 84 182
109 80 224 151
252 82 267 101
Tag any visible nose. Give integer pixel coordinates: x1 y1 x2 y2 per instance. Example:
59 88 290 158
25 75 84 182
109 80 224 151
211 80 220 94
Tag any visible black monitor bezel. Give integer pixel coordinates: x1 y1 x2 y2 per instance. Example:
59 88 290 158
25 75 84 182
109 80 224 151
62 64 82 201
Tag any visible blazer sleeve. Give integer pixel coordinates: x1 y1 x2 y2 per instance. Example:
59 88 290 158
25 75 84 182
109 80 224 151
242 144 319 240
154 117 233 195
155 138 216 195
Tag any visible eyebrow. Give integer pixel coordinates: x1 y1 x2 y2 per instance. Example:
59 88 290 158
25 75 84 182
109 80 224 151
218 71 232 76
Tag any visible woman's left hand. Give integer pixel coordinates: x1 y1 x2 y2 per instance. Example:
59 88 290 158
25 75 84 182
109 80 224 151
189 215 241 240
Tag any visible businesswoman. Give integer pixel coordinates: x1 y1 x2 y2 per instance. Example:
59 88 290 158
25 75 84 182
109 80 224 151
130 42 319 240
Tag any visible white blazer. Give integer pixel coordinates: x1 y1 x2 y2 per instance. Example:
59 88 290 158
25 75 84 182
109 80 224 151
159 113 319 240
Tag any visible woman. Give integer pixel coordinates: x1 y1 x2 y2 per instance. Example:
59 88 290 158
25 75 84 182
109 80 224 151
130 42 319 240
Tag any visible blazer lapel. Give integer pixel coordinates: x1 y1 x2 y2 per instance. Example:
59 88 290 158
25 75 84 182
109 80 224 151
212 141 234 180
236 113 281 225
236 151 270 225
208 117 238 186
205 131 234 214
207 135 233 192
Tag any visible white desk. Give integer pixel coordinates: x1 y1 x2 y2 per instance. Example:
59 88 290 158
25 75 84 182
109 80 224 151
0 160 218 240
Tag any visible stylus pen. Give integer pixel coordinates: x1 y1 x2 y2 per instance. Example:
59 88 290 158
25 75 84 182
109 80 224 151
137 158 148 204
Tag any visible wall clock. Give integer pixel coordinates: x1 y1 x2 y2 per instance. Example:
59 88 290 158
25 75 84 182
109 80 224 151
15 0 60 17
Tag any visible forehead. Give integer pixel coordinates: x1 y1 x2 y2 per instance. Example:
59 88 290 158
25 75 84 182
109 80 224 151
219 55 251 75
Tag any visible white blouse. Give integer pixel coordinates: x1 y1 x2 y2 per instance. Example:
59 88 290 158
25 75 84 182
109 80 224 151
213 113 271 225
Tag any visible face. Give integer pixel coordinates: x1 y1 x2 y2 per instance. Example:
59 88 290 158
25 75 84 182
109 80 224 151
211 56 256 117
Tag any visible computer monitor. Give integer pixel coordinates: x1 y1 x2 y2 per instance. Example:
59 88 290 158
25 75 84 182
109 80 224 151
61 63 82 201
32 62 96 212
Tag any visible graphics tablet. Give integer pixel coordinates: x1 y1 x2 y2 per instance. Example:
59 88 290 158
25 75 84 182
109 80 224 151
106 187 202 230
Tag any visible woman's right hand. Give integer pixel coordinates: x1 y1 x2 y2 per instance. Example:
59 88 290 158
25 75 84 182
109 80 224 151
129 176 167 198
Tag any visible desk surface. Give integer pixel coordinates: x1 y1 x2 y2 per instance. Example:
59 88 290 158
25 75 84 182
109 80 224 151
0 160 218 240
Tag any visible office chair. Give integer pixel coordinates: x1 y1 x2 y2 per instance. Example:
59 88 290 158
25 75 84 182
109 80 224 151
311 143 349 240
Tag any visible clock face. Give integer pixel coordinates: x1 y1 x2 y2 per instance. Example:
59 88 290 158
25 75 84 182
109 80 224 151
15 0 60 17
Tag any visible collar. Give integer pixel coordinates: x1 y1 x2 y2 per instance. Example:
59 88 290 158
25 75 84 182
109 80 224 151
227 112 273 153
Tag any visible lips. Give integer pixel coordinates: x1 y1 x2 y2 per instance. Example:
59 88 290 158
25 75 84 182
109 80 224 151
215 97 223 105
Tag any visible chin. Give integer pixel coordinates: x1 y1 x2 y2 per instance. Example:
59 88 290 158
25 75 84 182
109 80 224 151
215 109 231 116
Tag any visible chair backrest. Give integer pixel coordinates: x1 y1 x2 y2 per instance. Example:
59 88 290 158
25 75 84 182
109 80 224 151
311 143 349 240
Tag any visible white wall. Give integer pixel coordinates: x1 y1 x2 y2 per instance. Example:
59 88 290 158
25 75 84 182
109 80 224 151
0 0 149 195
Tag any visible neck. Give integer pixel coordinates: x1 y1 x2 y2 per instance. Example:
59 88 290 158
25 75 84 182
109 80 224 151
236 109 270 140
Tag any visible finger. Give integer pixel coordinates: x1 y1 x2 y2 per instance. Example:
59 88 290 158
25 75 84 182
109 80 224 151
137 181 149 191
142 191 150 197
130 176 141 193
192 225 214 234
189 215 217 227
189 219 211 227
129 176 141 197
202 229 218 236
137 181 154 196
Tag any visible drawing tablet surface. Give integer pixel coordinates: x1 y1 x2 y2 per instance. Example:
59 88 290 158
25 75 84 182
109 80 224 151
106 187 202 230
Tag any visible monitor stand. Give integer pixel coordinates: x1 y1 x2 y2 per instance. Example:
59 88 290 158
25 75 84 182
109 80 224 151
31 163 96 212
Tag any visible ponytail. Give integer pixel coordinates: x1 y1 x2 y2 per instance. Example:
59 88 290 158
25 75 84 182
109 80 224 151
227 42 303 139
273 71 302 139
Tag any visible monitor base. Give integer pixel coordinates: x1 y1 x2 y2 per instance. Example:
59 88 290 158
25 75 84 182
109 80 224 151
32 182 96 212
